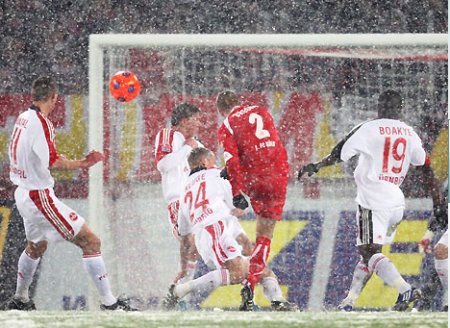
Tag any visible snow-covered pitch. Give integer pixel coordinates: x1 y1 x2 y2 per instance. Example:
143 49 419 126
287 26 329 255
0 310 447 328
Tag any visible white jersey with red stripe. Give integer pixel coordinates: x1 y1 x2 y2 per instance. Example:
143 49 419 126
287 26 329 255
154 127 198 204
178 168 244 269
9 107 59 190
178 168 236 236
340 118 427 210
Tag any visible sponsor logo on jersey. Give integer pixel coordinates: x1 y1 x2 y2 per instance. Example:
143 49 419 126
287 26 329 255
69 212 78 221
227 246 236 253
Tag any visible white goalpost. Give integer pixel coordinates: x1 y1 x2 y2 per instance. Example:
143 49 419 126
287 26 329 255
87 34 447 311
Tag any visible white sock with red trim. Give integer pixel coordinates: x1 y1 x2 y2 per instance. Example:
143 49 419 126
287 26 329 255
175 269 229 299
82 255 116 306
261 277 285 302
15 251 40 302
342 259 372 304
368 253 410 293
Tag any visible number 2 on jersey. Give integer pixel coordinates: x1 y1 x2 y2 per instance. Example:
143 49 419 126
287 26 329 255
184 181 209 220
249 113 270 139
382 137 407 174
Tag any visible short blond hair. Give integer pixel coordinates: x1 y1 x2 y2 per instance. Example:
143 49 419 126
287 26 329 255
188 148 212 170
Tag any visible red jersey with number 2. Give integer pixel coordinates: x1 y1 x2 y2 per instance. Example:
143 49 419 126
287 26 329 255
218 104 288 198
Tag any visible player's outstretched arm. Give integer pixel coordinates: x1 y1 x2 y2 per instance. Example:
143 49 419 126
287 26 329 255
297 138 346 180
52 150 103 170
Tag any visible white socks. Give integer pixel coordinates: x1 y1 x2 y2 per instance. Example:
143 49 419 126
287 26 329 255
261 276 285 302
344 259 372 304
82 255 116 306
15 251 40 302
368 253 410 294
434 258 448 305
175 269 229 299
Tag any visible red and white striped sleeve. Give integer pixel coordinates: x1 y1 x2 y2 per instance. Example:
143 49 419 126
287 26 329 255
154 128 175 163
33 112 59 167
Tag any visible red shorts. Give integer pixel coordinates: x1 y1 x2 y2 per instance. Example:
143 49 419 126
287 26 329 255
244 173 288 220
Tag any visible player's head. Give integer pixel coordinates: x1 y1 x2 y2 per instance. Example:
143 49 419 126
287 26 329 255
32 76 57 104
171 103 202 137
188 147 216 174
216 90 239 115
378 90 403 119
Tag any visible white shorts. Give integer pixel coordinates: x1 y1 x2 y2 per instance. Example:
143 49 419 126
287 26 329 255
356 205 403 246
436 229 448 247
15 187 85 243
195 217 244 270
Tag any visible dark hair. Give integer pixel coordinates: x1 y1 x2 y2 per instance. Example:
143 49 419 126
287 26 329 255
188 147 212 172
216 90 239 114
31 76 57 101
378 90 402 119
171 103 201 126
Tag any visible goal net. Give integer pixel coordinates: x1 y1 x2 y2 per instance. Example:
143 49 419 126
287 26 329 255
87 34 447 310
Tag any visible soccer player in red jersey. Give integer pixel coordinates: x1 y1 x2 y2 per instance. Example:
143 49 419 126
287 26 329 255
4 77 135 311
216 91 290 311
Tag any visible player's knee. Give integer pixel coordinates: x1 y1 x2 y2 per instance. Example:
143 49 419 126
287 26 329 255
434 243 448 260
26 241 47 259
228 257 248 284
87 234 102 253
359 244 382 265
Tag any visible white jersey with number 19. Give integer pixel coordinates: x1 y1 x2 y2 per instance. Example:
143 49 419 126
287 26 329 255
9 107 59 190
340 118 427 210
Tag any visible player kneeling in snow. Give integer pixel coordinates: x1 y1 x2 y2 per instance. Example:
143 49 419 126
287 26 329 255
162 148 297 311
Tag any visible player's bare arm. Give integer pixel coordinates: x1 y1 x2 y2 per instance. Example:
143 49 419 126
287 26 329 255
52 150 103 170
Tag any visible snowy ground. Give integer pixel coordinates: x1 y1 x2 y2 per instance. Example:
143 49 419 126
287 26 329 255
0 310 447 328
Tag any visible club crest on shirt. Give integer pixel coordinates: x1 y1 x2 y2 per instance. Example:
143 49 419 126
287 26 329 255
69 212 78 221
227 246 236 253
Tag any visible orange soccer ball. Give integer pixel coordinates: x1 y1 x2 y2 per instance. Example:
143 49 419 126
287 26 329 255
109 71 141 102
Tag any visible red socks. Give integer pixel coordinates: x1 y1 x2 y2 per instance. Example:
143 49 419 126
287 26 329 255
247 236 271 291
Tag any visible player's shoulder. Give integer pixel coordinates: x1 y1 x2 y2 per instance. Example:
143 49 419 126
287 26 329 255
205 168 221 177
229 104 261 119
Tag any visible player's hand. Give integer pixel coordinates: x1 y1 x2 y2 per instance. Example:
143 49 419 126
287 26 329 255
185 137 199 149
220 168 228 180
83 150 103 168
433 204 447 221
297 163 319 179
418 230 434 254
231 208 244 218
233 194 248 210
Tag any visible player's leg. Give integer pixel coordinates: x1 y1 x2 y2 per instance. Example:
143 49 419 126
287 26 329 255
5 241 47 310
236 231 297 310
4 187 49 310
72 224 115 306
241 174 287 311
168 201 198 284
360 206 421 311
174 257 247 300
434 230 448 311
164 220 245 310
32 190 117 309
338 256 373 311
413 230 445 311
